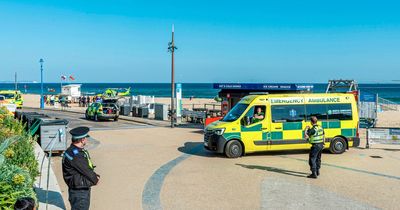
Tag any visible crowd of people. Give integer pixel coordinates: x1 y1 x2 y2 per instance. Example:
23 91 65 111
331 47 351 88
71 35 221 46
43 95 104 108
78 95 103 107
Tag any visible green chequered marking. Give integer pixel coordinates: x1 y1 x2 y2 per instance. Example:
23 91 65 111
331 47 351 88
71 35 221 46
271 131 283 140
283 122 302 130
322 121 341 129
241 124 262 132
262 132 270 140
341 128 355 137
223 132 241 140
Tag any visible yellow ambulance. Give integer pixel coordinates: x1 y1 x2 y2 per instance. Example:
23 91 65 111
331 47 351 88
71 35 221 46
204 93 360 158
0 90 23 109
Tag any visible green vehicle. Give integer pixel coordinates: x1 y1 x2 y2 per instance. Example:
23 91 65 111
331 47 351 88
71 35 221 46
85 99 119 121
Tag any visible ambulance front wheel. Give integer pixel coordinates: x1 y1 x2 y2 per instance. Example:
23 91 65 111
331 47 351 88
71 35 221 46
225 140 243 158
329 137 347 154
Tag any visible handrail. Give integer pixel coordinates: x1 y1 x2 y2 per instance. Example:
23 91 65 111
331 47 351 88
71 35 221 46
29 119 41 136
378 97 398 111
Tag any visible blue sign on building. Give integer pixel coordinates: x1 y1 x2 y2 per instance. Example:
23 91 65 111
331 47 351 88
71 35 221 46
213 83 313 91
359 91 377 102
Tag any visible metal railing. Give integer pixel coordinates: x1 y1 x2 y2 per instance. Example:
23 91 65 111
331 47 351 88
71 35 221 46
378 97 398 111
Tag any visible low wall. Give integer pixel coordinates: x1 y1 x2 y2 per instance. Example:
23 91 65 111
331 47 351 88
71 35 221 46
34 142 66 210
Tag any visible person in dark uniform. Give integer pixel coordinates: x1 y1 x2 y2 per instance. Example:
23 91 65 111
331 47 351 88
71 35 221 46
304 116 325 179
62 127 99 210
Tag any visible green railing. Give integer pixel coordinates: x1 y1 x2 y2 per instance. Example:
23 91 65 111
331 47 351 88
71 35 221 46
29 119 41 136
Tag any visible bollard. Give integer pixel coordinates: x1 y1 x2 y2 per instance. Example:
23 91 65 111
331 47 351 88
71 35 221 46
366 128 370 149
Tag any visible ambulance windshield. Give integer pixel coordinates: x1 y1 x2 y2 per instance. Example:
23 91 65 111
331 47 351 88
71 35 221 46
221 103 249 122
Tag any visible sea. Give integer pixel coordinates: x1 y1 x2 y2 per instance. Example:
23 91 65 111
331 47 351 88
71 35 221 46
0 83 399 103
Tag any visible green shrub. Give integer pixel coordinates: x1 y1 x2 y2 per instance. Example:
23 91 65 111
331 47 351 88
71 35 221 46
4 135 39 182
0 165 36 209
0 107 39 209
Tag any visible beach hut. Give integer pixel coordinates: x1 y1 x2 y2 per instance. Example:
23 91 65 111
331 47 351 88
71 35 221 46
61 84 81 102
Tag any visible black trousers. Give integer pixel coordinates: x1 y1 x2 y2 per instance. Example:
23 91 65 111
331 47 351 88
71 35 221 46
68 188 91 210
309 143 324 172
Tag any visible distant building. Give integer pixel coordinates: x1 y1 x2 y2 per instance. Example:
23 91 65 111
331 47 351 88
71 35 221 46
62 84 82 98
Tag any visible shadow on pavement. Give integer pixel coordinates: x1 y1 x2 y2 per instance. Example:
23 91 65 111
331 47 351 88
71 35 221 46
176 124 204 129
177 142 222 158
189 130 204 134
34 187 66 210
236 163 308 178
245 149 311 157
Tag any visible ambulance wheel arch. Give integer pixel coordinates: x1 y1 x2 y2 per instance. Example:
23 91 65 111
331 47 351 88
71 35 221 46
329 136 348 154
224 139 244 158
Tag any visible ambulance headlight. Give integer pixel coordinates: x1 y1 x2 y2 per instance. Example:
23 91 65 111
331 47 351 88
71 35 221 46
214 128 225 135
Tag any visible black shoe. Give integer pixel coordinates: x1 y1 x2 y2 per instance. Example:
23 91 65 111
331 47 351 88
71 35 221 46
307 173 317 179
316 170 320 176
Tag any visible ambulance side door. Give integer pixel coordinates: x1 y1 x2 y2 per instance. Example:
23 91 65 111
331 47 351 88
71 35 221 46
240 105 268 152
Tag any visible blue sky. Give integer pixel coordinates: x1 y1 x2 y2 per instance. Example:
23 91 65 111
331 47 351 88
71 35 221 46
1 0 399 83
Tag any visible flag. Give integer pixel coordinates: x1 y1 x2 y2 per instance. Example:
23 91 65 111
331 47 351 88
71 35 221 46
61 75 66 80
69 75 75 81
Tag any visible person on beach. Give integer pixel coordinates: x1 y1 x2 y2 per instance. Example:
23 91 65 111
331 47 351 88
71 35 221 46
82 96 87 107
78 96 82 107
62 127 100 210
50 95 55 105
304 116 325 179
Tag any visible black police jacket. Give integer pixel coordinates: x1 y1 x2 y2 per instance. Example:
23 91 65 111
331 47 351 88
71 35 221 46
62 144 99 189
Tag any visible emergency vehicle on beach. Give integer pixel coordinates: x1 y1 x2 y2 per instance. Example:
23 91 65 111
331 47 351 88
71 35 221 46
204 93 360 158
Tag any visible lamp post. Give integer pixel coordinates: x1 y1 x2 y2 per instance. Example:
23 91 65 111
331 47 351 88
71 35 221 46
168 24 177 128
39 58 44 109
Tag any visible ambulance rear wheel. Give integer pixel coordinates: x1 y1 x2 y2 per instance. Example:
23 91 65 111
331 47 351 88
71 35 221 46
225 140 242 158
329 137 347 154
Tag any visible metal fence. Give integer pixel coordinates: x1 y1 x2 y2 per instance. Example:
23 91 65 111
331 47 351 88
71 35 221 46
359 101 377 120
378 97 398 111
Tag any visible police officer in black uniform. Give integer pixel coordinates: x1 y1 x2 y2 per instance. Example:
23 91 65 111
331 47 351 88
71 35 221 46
62 127 99 210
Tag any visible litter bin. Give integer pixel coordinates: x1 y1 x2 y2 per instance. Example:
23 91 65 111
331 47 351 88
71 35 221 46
120 105 131 116
16 111 69 152
137 107 149 118
39 119 69 152
155 103 168 120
